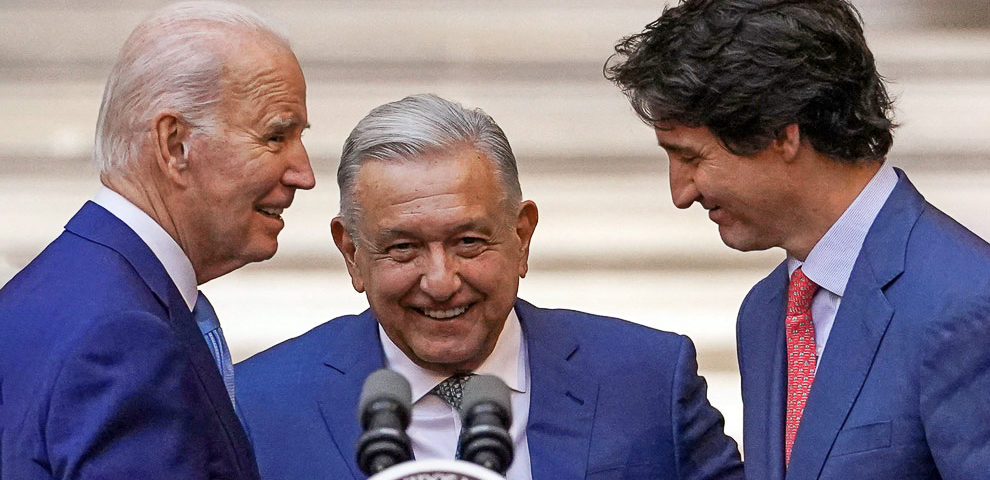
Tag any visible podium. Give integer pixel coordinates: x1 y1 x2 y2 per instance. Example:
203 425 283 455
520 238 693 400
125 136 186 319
367 459 506 480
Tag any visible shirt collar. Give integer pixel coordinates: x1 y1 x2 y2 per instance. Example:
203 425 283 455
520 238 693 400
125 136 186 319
92 186 199 311
380 307 527 403
788 162 898 296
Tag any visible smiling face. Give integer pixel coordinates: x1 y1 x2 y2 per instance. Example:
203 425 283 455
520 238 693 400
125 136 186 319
655 122 799 252
332 147 537 374
181 35 314 282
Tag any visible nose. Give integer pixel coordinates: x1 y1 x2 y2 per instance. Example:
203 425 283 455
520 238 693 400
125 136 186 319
419 246 461 301
283 143 316 190
668 159 700 209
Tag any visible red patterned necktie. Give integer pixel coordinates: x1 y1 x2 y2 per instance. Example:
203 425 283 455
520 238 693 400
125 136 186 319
784 268 819 466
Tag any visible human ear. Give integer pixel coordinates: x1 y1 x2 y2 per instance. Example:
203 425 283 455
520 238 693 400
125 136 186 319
775 123 801 163
331 217 365 292
152 111 191 184
514 200 539 278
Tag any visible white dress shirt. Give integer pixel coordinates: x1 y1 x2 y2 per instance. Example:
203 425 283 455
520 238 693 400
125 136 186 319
380 308 532 480
786 163 898 369
92 186 198 312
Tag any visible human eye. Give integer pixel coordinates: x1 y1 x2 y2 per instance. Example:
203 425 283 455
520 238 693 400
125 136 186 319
263 119 302 148
456 236 488 257
386 242 417 262
661 145 700 165
666 149 698 164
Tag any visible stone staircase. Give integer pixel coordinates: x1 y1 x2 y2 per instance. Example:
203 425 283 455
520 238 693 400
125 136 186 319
2 0 988 443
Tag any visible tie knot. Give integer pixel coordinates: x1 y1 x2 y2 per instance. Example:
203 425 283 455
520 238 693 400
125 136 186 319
786 268 819 318
193 292 220 334
431 374 473 411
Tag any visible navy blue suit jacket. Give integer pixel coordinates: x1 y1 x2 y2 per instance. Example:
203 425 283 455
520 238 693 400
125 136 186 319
737 170 990 479
0 202 259 479
236 299 743 479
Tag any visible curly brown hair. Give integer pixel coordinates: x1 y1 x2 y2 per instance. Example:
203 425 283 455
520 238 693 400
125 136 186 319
605 0 895 162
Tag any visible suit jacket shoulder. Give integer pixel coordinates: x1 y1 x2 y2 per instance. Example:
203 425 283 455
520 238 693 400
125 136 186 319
0 202 258 480
516 299 744 480
236 311 383 480
237 311 378 397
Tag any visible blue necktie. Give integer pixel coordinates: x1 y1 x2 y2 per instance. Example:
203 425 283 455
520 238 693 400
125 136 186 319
193 293 236 406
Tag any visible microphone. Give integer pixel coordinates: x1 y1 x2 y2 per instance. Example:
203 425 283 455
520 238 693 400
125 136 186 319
356 369 413 475
458 374 514 475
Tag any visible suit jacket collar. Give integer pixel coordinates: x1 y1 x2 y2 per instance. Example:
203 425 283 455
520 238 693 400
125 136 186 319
64 201 259 477
318 300 598 480
785 170 922 478
515 299 598 480
318 310 387 480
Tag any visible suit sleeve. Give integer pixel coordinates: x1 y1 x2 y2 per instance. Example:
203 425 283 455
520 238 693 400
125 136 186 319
44 312 214 480
671 336 745 480
920 293 990 480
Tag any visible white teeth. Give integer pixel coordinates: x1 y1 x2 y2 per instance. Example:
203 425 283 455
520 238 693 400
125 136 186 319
421 306 468 319
257 207 284 218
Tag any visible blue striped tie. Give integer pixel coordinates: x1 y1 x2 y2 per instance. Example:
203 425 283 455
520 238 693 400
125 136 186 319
193 293 236 406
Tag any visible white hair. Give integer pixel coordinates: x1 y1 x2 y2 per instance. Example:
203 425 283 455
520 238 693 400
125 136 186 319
93 1 290 174
337 93 522 238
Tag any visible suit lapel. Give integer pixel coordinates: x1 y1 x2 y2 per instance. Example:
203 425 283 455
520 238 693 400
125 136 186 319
171 298 260 474
516 300 598 479
786 171 922 478
739 263 789 480
65 201 259 476
317 311 385 480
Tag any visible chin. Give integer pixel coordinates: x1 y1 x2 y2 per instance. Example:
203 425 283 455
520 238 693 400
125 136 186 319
415 345 483 371
248 237 280 262
718 228 772 253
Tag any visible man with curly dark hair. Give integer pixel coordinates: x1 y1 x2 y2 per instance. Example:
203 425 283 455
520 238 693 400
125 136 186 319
607 1 990 479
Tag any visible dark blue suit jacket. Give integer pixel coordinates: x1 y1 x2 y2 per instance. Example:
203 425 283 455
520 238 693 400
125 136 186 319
0 202 259 479
236 299 743 479
737 170 990 479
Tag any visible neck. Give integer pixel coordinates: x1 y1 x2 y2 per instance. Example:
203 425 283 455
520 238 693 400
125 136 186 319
101 166 206 283
782 154 883 261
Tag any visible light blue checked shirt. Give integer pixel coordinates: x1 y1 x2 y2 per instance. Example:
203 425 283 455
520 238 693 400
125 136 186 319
787 163 898 369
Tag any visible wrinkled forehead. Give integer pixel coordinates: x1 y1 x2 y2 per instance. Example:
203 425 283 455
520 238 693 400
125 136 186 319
355 152 511 220
216 35 305 119
220 33 301 88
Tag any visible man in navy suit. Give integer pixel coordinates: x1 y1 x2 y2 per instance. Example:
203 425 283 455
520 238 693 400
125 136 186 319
0 2 314 478
607 0 990 478
236 94 743 479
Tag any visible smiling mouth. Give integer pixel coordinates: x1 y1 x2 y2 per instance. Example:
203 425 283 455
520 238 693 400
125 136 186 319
256 207 284 220
417 305 470 319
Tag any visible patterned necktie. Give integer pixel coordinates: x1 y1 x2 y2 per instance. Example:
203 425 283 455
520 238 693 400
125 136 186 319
432 374 474 459
784 268 819 465
193 293 237 406
431 374 473 411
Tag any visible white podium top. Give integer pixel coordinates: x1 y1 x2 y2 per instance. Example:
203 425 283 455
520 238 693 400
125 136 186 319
368 459 505 480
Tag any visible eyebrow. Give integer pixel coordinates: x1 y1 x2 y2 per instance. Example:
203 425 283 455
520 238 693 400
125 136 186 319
265 115 308 131
376 221 494 243
656 141 696 155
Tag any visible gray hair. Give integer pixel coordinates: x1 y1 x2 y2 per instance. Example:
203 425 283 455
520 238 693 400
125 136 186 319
93 1 290 174
337 94 522 236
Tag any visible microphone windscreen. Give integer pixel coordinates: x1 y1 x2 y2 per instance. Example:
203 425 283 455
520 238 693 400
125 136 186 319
358 369 412 417
461 374 512 421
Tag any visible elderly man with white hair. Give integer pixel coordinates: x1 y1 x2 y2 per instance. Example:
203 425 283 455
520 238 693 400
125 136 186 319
0 2 313 478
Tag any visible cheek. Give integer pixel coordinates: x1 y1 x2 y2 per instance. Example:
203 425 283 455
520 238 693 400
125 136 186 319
363 262 419 302
697 168 747 207
462 253 520 298
216 148 281 193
